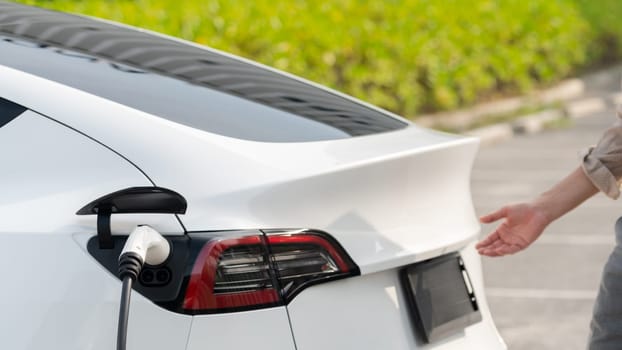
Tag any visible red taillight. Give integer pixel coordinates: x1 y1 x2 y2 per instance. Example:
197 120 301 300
183 235 280 311
267 233 355 303
182 230 358 313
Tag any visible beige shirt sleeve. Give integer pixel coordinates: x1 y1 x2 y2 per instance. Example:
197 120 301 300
581 110 622 199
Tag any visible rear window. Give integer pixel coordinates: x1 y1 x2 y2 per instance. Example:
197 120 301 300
0 96 26 128
0 33 407 142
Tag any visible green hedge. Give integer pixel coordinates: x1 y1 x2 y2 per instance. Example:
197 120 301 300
574 0 622 64
12 1 622 118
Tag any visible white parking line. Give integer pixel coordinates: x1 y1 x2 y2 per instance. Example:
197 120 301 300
486 287 598 300
536 234 614 246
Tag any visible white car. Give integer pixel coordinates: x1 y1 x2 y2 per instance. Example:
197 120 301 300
0 2 505 349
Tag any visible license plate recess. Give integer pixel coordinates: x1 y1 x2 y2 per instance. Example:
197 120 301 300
400 253 481 343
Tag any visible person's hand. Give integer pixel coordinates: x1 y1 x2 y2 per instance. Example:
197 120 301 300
476 203 551 257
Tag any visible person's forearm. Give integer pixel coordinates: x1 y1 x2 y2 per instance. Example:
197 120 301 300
532 167 599 223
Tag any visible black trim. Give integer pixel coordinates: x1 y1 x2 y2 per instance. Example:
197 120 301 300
96 205 113 249
88 235 190 302
87 228 360 315
0 97 26 128
76 186 187 215
77 187 187 248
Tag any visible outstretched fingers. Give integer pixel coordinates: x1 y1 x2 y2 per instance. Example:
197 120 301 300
479 207 508 224
475 230 500 250
495 244 523 255
477 234 504 256
477 207 519 257
478 239 522 257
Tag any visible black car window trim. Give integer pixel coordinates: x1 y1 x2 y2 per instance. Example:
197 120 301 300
0 97 27 128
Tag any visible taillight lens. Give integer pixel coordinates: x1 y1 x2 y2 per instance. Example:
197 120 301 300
267 233 354 303
182 230 358 314
183 235 280 312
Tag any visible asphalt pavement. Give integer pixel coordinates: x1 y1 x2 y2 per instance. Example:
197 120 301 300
472 107 621 349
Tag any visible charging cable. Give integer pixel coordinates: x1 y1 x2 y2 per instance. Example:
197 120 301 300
117 225 170 350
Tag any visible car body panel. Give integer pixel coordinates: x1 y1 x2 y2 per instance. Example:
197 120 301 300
186 308 297 350
287 242 505 349
0 232 193 350
0 111 190 349
0 65 479 275
0 3 505 348
0 109 183 235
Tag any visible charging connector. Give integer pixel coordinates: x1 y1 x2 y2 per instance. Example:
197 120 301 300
117 225 170 350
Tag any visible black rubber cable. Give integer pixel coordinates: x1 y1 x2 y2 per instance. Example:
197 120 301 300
117 252 143 350
117 276 133 350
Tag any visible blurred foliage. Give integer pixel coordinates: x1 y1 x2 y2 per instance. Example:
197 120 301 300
12 0 622 118
573 0 622 64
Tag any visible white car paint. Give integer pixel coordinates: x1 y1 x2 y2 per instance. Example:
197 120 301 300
0 4 505 349
287 243 504 350
0 65 481 274
0 109 182 235
0 110 189 349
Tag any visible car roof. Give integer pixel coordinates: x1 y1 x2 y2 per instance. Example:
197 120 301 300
0 1 407 142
